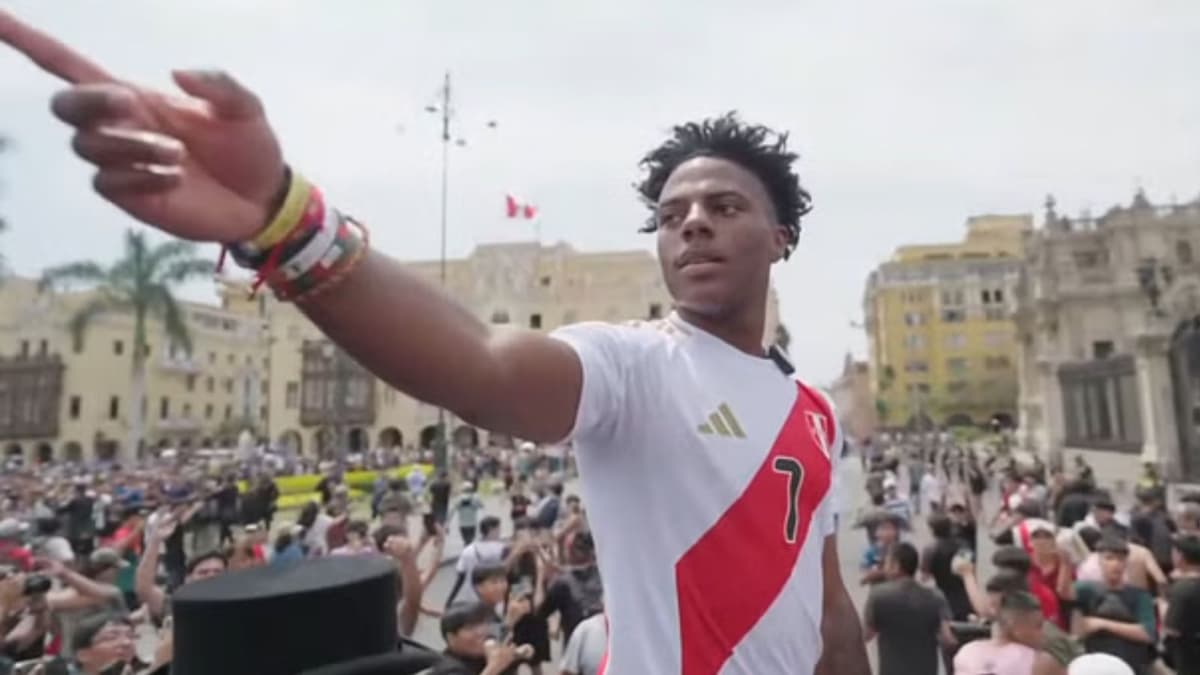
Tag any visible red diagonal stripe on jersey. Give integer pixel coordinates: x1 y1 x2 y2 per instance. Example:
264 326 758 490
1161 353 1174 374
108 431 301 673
674 384 833 675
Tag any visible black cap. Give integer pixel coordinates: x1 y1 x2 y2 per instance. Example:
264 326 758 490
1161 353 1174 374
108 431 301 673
172 556 399 675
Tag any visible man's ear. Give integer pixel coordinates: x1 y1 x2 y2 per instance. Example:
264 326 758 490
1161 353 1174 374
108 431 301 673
769 224 789 263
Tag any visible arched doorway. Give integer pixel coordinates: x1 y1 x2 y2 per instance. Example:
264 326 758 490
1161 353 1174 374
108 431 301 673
62 442 83 463
348 427 369 453
377 427 403 449
4 443 22 458
35 443 53 464
904 413 935 432
452 425 479 448
278 430 303 456
945 413 974 428
419 424 443 450
989 413 1015 429
313 428 335 459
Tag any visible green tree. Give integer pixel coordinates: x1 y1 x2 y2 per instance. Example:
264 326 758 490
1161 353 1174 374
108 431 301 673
40 230 215 459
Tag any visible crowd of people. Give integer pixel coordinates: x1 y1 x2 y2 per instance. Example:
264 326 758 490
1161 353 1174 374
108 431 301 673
857 432 1200 675
0 439 602 675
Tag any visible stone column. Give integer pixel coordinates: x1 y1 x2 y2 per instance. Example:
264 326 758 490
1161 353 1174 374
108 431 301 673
1035 359 1065 463
1134 333 1179 477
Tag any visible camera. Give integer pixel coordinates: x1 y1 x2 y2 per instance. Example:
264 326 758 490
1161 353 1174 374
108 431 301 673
23 574 52 596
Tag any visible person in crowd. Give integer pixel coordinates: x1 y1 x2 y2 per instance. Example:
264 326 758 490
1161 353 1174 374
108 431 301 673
536 530 602 648
447 517 508 607
860 513 901 586
952 590 1041 675
863 542 954 675
1164 533 1200 674
331 520 375 557
430 601 533 675
560 605 607 675
134 515 227 624
454 484 485 546
1058 537 1156 675
429 472 453 527
921 513 974 623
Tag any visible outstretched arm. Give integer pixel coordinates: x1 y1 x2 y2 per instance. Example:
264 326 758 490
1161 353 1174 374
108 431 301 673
0 10 584 445
814 535 871 675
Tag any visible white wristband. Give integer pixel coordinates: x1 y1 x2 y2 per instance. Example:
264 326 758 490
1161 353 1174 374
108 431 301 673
280 205 341 280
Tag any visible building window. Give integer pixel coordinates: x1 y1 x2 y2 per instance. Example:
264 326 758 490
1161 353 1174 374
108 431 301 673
944 333 967 349
1178 241 1194 265
1093 341 1115 359
160 397 169 420
491 310 510 324
69 396 81 420
38 340 47 356
206 377 214 393
905 382 931 395
286 382 299 409
225 378 234 394
994 289 1004 303
904 312 926 326
1059 355 1141 450
984 356 1011 370
941 308 967 323
208 352 216 364
946 358 968 374
182 403 192 418
539 276 551 287
205 404 213 419
260 405 267 420
224 405 232 421
984 307 1007 321
940 289 965 307
186 374 196 392
529 314 543 329
903 334 925 351
649 303 663 319
19 341 28 358
261 381 269 396
108 396 119 420
1073 250 1106 269
947 381 968 393
114 340 124 356
981 290 991 304
904 360 929 373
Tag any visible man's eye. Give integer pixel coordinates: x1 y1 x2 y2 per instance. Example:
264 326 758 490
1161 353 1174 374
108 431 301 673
658 212 683 227
716 202 741 216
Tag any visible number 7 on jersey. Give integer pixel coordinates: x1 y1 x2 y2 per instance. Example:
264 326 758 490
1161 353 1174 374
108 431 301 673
772 457 805 544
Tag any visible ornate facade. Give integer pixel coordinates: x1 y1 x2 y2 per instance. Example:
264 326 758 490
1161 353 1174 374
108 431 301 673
1015 190 1200 479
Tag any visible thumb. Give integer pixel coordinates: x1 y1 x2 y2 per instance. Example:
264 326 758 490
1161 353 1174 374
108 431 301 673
171 69 262 119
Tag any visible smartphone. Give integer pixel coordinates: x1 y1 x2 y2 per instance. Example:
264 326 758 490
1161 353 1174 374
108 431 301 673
422 513 437 537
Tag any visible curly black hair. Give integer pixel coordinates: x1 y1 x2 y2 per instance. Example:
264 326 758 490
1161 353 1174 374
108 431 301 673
636 112 812 259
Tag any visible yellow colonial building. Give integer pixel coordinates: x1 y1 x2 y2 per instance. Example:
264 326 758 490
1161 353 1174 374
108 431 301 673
0 277 269 462
0 241 780 462
862 215 1031 430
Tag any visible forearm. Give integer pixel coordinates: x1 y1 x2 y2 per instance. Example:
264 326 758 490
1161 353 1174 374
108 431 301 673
397 557 423 637
815 585 870 675
299 249 576 442
1091 618 1152 644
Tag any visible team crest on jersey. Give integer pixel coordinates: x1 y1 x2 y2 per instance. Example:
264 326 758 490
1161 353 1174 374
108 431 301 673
805 410 831 459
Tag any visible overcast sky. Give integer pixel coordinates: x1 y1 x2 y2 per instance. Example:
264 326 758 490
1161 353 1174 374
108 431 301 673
1 1 1198 383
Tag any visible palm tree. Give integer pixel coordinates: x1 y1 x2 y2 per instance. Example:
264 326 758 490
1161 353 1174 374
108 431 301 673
40 230 215 460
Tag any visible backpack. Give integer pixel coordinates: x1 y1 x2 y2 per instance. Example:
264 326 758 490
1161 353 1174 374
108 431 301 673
562 566 604 618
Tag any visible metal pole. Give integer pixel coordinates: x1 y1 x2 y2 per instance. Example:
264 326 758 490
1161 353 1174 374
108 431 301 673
436 71 451 470
332 346 348 470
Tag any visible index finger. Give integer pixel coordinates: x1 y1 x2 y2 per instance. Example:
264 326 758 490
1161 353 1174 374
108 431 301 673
0 9 115 84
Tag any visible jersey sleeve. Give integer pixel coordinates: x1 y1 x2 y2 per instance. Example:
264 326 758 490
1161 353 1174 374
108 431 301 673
550 322 634 446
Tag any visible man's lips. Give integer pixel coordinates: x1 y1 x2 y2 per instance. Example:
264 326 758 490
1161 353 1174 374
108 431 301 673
675 252 725 269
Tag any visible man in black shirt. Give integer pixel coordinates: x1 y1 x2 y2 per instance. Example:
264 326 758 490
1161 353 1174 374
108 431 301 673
921 514 972 622
430 602 528 675
864 542 952 675
537 531 602 646
1166 533 1200 674
429 472 452 526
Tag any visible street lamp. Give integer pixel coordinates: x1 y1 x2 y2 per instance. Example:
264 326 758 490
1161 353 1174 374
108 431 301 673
409 72 497 470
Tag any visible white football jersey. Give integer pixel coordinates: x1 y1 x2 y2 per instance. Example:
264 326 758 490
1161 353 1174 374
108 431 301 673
552 313 842 675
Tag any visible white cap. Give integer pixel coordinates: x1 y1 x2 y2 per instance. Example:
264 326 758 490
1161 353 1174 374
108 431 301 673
1068 653 1134 675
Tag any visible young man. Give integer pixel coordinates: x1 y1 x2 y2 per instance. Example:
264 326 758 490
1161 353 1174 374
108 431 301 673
863 542 954 675
0 15 868 674
1058 537 1156 675
1165 533 1200 674
951 591 1040 675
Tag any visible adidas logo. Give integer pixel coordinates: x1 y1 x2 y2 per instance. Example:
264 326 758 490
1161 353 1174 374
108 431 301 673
697 403 746 438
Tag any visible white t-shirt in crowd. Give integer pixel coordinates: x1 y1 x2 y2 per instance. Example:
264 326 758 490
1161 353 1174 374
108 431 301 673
552 314 841 675
953 639 1036 675
561 613 608 675
453 539 506 604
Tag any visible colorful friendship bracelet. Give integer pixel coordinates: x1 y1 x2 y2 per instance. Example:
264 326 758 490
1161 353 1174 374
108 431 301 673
226 168 370 302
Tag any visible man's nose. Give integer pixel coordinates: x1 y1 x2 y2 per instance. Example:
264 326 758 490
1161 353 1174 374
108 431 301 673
680 202 713 240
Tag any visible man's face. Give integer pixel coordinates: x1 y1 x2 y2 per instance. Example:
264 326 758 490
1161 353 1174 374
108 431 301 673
446 621 491 657
1005 610 1044 647
1094 507 1114 525
187 557 226 583
655 156 786 319
1030 531 1055 556
475 576 508 605
1100 551 1127 583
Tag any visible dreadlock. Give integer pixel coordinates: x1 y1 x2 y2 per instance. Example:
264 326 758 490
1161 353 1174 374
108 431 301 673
635 112 812 259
